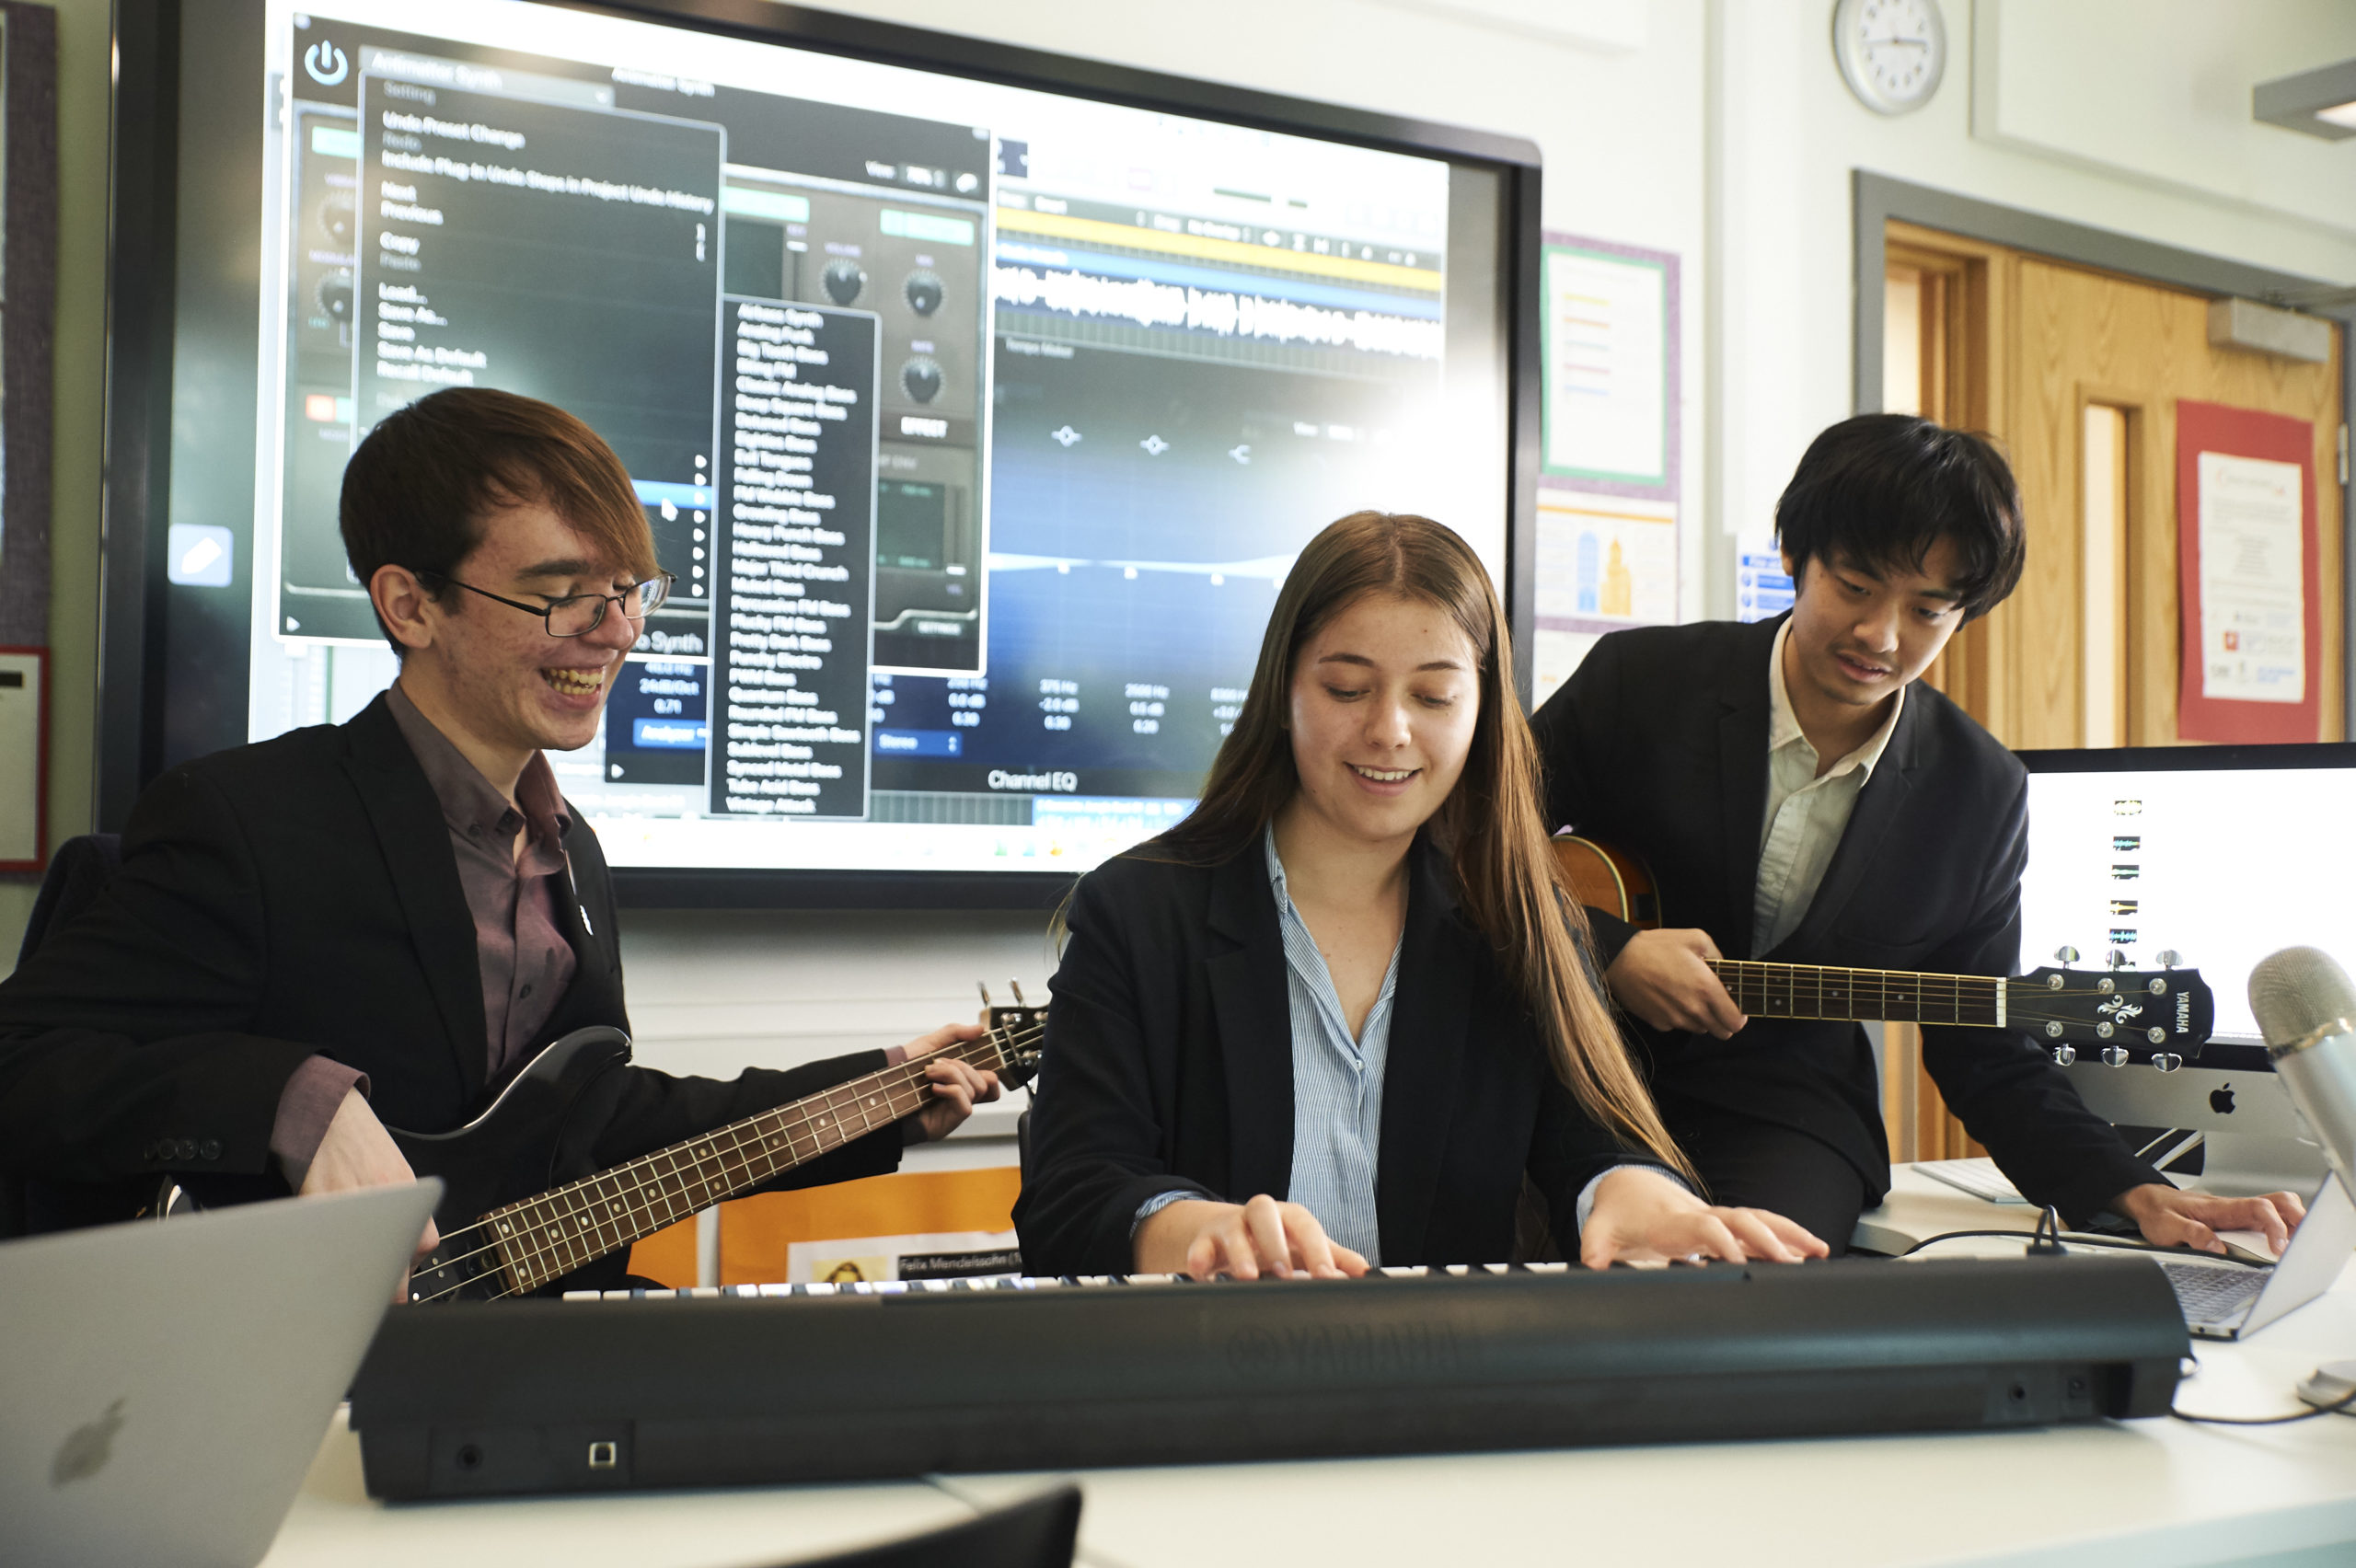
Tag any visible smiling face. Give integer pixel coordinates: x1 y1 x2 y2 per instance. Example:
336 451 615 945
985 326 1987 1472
1282 591 1482 854
1781 536 1967 720
381 500 645 779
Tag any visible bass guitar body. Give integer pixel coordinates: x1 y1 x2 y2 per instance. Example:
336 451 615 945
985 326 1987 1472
393 1027 639 1302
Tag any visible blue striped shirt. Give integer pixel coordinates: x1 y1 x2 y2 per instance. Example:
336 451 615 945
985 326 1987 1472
1265 824 1397 1263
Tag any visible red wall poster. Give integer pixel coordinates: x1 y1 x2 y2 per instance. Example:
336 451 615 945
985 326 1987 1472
2175 399 2319 744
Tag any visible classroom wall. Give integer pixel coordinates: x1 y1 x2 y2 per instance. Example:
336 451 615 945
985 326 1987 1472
1709 0 2356 587
10 2 2356 1082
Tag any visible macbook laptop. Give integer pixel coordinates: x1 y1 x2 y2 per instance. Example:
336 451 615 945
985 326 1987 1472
0 1180 443 1568
2157 1172 2356 1341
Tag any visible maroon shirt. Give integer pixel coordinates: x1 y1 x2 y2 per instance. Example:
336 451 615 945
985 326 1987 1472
269 685 578 1173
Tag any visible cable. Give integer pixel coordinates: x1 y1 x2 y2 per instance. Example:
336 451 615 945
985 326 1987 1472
2027 1205 2066 1255
2171 1382 2356 1426
1899 1228 2271 1267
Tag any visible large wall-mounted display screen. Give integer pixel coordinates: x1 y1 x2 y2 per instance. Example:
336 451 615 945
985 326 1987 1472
110 0 1534 899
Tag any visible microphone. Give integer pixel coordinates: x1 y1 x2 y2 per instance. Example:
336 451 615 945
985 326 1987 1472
2247 947 2356 1200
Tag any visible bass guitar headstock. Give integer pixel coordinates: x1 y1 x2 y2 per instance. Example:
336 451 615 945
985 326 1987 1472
979 980 1047 1090
2009 947 2213 1066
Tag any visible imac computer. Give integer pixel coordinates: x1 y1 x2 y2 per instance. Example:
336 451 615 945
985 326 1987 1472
2017 743 2356 1196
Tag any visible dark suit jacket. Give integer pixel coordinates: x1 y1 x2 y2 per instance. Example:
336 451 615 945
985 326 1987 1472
1011 839 1657 1275
0 694 900 1212
1529 617 2162 1225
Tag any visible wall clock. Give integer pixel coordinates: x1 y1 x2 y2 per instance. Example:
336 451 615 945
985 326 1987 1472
1833 0 1947 117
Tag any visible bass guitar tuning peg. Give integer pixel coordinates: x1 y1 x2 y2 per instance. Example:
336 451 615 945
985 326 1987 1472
2053 945 2079 967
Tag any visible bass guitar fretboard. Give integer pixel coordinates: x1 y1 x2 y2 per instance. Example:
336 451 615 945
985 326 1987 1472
481 1020 1040 1296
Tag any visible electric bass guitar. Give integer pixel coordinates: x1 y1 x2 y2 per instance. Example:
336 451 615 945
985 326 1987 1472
1552 836 2214 1061
168 1001 1044 1304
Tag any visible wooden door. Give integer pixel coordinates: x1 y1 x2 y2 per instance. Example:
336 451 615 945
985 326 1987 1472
2008 259 2343 748
1877 223 2346 1162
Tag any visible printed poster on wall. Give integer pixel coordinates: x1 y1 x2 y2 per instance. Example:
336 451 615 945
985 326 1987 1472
1530 493 1680 706
1533 233 1680 707
2176 399 2319 744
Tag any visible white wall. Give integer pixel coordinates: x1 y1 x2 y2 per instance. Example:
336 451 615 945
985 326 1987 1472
1709 0 2356 576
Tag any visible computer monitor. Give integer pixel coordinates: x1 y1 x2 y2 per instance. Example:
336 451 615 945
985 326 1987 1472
99 0 1540 907
2018 743 2353 1194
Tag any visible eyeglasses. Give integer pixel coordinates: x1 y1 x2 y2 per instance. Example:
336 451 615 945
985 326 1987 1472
413 571 674 638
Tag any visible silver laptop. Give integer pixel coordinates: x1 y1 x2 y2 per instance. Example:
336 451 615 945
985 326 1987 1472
2159 1172 2356 1340
0 1181 442 1568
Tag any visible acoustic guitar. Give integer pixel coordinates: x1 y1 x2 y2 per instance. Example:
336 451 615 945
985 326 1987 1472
167 1002 1045 1303
1551 836 2214 1061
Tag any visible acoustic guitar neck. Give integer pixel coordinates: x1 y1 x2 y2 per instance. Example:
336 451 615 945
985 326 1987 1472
1705 960 2005 1028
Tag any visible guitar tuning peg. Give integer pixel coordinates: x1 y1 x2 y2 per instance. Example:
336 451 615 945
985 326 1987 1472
2154 950 2180 969
2054 945 2079 967
977 982 994 1008
1010 979 1027 1005
2106 948 2128 970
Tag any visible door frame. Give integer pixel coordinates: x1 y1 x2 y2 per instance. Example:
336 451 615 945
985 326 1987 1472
1852 171 2356 737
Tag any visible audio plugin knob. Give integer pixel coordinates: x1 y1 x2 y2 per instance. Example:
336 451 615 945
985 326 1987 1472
822 259 867 306
904 269 944 316
901 356 943 403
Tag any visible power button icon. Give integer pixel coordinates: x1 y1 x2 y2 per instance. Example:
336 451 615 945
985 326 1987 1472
304 40 349 86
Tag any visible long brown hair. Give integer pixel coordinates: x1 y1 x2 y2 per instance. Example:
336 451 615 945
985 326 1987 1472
1146 511 1694 1181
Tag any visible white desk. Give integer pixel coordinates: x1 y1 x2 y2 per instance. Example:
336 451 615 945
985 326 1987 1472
260 1170 2356 1568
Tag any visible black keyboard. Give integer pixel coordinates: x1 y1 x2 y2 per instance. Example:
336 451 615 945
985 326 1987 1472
352 1256 2190 1500
558 1261 1581 1300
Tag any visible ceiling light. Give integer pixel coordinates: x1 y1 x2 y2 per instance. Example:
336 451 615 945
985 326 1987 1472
2255 60 2356 141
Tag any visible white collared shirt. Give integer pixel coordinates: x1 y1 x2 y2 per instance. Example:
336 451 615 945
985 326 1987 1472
1751 619 1905 955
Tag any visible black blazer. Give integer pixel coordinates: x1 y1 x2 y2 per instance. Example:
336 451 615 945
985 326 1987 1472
1530 617 2162 1224
1011 838 1655 1275
0 695 901 1200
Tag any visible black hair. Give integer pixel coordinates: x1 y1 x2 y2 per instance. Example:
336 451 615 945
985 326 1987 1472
1773 414 2025 620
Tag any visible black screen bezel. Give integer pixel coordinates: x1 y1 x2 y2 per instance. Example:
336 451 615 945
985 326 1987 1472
100 0 1543 911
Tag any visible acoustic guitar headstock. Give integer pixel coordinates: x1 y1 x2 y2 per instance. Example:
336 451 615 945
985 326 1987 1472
2009 947 2213 1065
979 981 1047 1090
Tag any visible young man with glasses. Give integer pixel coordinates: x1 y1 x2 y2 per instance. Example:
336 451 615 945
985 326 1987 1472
0 389 997 1280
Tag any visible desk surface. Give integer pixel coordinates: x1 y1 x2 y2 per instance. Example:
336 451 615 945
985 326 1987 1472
260 1171 2356 1568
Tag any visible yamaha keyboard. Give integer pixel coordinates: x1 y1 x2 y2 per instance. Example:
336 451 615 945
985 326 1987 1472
349 1258 2189 1500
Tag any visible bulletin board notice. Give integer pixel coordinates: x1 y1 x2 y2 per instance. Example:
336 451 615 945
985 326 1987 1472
1539 236 1677 495
2176 399 2319 744
1533 233 1680 706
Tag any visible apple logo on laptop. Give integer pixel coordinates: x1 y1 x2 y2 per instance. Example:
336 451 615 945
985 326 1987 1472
2211 1083 2236 1116
51 1398 125 1487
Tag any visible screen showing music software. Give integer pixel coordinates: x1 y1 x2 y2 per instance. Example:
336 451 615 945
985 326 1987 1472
2020 763 2356 1043
249 0 1504 877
